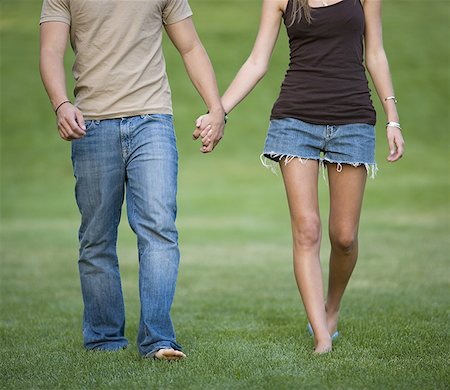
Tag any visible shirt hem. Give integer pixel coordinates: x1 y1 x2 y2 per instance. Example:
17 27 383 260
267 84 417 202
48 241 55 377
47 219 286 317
40 16 71 26
82 108 173 121
164 11 193 26
270 114 376 126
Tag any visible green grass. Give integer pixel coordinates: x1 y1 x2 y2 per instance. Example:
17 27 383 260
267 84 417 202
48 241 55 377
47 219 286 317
1 0 449 389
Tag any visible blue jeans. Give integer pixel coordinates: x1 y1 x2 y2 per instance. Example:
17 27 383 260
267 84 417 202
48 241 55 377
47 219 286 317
71 114 182 356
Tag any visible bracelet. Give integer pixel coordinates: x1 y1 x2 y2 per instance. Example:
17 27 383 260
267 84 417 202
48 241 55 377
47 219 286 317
386 121 402 130
54 100 71 114
384 96 398 104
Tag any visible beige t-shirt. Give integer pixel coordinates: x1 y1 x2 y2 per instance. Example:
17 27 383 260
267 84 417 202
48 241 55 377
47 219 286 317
40 0 192 120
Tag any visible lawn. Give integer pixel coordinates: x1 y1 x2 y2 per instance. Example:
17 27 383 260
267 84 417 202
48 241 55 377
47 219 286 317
1 0 449 389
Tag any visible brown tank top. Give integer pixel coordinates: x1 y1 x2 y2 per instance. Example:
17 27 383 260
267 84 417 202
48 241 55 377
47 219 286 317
271 0 376 125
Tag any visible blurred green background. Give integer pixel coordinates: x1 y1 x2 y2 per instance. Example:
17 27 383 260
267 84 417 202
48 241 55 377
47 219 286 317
1 1 449 389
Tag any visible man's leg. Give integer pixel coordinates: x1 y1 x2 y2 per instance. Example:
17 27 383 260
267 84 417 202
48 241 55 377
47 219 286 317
124 114 184 359
72 119 128 351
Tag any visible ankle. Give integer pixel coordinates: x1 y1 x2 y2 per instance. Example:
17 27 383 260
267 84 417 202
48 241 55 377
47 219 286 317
325 303 340 316
314 332 332 345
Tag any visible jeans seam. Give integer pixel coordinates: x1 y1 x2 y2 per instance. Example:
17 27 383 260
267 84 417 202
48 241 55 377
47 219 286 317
126 174 139 255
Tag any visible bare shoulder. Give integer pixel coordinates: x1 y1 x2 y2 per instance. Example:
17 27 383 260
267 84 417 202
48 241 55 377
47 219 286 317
361 0 382 10
263 0 288 13
280 0 290 13
361 0 382 18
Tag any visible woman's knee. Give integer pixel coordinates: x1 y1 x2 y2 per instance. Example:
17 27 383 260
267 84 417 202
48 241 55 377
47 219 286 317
330 230 358 254
292 217 321 249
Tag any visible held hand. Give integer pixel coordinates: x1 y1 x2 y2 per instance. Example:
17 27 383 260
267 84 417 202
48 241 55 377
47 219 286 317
194 115 213 152
386 126 405 162
192 114 208 140
56 103 86 141
192 109 225 153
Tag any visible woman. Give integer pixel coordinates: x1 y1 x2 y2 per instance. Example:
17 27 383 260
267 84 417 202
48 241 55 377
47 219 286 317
195 0 404 353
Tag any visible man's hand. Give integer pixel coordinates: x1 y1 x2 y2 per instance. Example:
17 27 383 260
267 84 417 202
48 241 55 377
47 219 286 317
56 102 86 141
192 108 225 153
40 21 85 142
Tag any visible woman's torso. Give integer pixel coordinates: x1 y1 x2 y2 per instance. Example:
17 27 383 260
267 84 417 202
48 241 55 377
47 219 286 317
271 0 376 125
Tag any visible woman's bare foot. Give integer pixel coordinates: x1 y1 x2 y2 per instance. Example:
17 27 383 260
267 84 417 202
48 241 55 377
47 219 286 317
314 335 332 354
153 348 186 361
314 345 332 354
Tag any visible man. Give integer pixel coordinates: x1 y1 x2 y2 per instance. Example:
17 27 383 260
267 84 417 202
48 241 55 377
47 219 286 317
40 0 225 360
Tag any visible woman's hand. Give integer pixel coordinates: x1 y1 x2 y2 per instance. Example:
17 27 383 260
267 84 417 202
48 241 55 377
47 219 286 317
386 126 404 162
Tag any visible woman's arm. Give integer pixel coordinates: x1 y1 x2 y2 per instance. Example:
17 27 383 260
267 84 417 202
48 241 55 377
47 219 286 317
221 0 285 114
363 0 404 162
194 0 285 147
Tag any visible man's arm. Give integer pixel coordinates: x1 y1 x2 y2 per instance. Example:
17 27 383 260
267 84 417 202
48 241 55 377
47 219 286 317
164 17 225 153
40 22 86 141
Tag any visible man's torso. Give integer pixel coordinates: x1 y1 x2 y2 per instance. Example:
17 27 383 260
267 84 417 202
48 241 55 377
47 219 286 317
41 0 192 119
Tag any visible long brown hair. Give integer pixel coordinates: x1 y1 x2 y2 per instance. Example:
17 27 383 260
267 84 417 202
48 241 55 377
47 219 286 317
289 0 313 26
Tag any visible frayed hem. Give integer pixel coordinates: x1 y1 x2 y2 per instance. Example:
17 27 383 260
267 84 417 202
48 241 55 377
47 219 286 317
260 152 378 179
260 153 317 175
322 158 378 179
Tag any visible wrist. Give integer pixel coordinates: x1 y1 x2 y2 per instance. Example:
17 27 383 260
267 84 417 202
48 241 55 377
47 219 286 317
54 100 71 114
51 96 69 110
208 106 225 116
384 96 398 104
206 106 228 124
386 121 402 131
52 98 70 114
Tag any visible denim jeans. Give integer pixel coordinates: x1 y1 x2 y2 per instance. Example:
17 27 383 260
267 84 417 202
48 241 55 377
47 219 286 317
71 114 182 356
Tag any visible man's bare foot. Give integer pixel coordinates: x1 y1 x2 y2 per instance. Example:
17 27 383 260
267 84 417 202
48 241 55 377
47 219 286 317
153 348 186 361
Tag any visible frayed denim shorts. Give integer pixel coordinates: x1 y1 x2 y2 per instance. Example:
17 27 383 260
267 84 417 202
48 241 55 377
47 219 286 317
262 117 377 177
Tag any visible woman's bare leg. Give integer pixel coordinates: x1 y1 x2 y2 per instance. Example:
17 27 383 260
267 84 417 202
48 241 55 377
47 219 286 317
280 159 331 353
326 164 367 335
